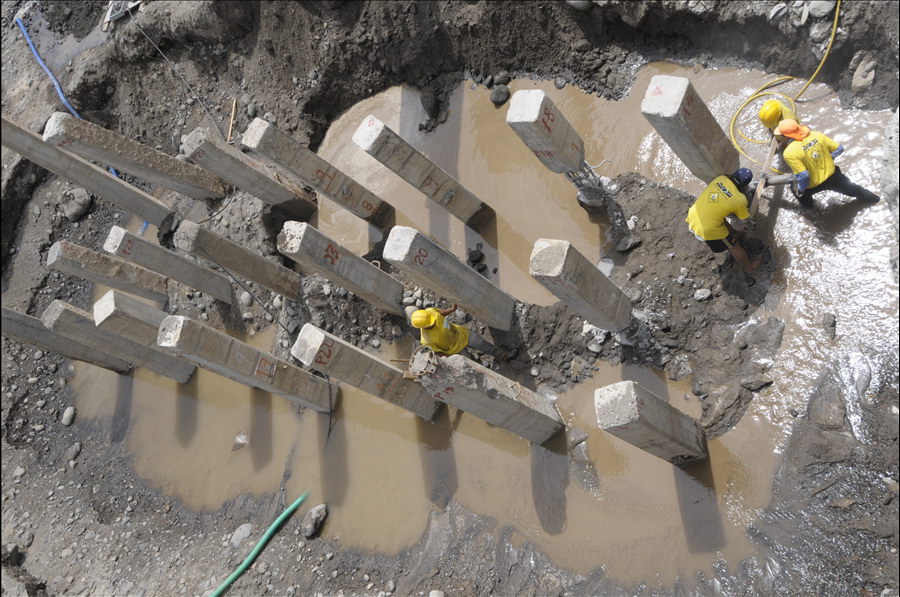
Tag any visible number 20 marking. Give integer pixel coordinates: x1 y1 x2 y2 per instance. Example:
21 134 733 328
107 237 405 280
413 247 428 265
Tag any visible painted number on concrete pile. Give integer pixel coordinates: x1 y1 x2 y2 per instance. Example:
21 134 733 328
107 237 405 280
375 371 399 395
433 386 454 401
121 238 135 256
192 149 206 160
255 356 275 380
681 92 696 119
314 338 335 366
413 247 428 266
57 137 75 149
541 106 555 135
323 243 340 265
361 199 374 213
314 168 336 193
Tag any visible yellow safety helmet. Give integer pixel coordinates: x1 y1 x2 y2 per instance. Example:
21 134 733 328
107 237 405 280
758 100 783 129
410 309 436 329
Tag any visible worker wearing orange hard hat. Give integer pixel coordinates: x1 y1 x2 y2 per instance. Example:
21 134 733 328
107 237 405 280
775 119 880 208
410 304 506 358
758 99 799 137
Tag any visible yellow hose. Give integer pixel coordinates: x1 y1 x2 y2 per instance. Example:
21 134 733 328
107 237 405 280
729 0 842 172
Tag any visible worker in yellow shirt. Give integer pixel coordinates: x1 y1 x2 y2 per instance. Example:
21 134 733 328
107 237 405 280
775 119 880 208
686 167 760 273
758 99 799 138
410 304 505 358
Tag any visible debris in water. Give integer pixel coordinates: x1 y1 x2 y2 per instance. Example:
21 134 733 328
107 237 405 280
231 431 249 453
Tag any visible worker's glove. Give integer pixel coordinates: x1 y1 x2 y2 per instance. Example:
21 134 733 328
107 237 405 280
747 181 759 194
790 179 801 199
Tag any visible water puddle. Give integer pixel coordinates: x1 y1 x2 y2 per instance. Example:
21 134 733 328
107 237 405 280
68 61 897 587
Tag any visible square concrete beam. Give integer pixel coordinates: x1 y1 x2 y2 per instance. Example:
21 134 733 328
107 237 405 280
277 221 404 315
242 118 392 227
182 127 316 219
47 240 169 304
292 323 440 420
352 115 493 226
158 315 334 412
92 291 195 376
104 226 232 304
1 114 175 231
506 89 586 174
173 220 302 299
409 350 564 444
43 112 226 200
2 307 131 374
382 226 516 330
595 380 707 464
640 75 739 183
529 238 632 332
41 300 194 383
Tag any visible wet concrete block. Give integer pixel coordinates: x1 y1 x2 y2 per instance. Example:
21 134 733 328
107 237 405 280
41 300 193 383
104 226 232 304
158 315 333 411
640 75 739 183
43 112 226 200
182 127 316 218
1 114 175 230
2 307 131 374
277 222 404 315
594 380 707 463
292 323 440 420
352 115 493 226
506 90 585 174
173 220 302 299
242 118 391 226
409 350 563 444
529 238 632 332
382 226 516 330
47 240 169 303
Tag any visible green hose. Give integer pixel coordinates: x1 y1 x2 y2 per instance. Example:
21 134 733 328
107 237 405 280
209 491 310 597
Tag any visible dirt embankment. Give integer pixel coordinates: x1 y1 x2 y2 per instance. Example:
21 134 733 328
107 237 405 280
2 1 899 596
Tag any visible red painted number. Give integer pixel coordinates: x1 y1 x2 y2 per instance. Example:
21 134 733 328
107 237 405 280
255 356 275 378
192 149 206 160
314 168 336 193
57 137 74 149
323 243 340 265
433 386 454 401
375 371 397 394
533 149 554 158
122 238 135 256
314 338 335 366
541 106 555 134
361 199 374 212
413 247 428 265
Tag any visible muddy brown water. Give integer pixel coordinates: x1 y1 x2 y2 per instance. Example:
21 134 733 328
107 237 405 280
70 62 897 585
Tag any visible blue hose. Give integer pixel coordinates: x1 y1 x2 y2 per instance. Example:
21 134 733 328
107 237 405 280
15 15 151 231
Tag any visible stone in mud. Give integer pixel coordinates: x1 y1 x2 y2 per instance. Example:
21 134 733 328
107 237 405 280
60 189 91 222
490 85 510 106
808 385 846 430
573 39 591 52
740 374 773 391
554 77 567 90
229 523 253 547
807 0 836 18
301 504 328 538
822 312 836 340
565 0 592 11
63 442 82 463
615 235 641 252
61 406 76 426
693 288 712 301
494 71 511 86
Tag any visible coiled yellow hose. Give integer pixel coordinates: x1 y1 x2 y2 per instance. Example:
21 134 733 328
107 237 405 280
729 0 842 172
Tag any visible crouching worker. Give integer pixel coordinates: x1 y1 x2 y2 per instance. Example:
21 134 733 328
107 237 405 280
775 119 880 208
410 304 506 358
686 167 760 273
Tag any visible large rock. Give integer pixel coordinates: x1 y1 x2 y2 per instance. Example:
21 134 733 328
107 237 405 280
807 0 836 18
300 504 328 538
59 188 92 222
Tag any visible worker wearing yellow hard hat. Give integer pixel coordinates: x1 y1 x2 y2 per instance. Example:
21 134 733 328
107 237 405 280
775 119 880 208
410 304 507 358
758 99 799 136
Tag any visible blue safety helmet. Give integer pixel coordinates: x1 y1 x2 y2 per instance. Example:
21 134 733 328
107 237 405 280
730 168 753 188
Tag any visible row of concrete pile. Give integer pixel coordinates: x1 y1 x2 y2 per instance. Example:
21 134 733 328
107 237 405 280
1 74 723 463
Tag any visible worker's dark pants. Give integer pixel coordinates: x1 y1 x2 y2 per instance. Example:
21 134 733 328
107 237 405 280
799 166 880 207
466 331 498 355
